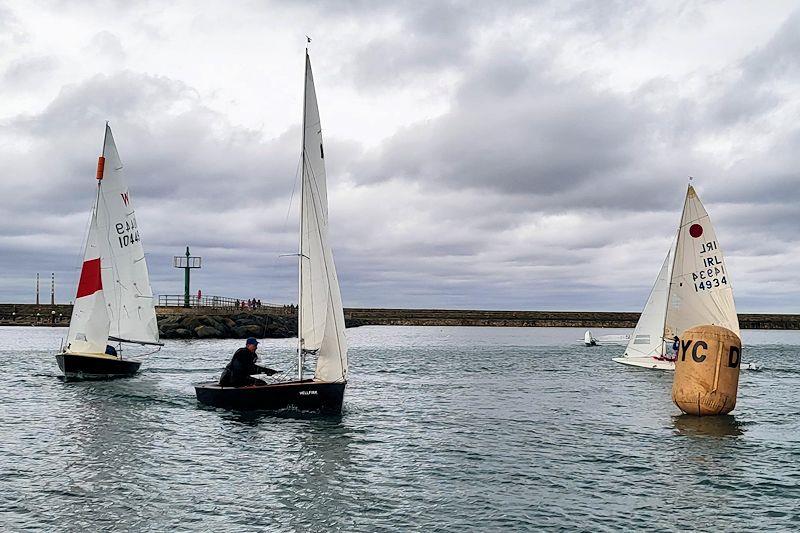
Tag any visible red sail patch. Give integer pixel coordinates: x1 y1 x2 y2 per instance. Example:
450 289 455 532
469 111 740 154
689 224 704 238
76 258 102 298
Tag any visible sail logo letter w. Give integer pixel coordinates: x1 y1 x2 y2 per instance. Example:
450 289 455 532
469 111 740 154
120 192 130 206
76 258 102 298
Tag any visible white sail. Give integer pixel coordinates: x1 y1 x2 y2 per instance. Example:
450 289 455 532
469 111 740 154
623 245 673 358
66 206 110 355
95 125 160 345
299 52 348 382
665 185 739 339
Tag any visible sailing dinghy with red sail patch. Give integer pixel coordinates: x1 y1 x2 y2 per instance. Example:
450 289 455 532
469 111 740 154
57 124 161 380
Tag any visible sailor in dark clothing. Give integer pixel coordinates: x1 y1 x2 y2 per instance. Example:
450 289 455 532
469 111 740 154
105 344 117 356
219 337 278 387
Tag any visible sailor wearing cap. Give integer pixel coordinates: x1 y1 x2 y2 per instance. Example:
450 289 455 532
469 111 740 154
218 337 278 387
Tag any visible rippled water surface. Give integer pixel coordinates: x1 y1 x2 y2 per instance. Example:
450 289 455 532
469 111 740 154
1 326 799 531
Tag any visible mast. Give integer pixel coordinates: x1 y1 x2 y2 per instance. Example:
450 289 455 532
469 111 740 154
297 47 309 381
662 183 689 355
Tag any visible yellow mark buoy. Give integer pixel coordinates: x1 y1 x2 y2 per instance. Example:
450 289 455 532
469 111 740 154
671 325 741 416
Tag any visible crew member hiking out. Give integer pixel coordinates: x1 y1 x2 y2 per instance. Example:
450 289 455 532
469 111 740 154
219 337 278 387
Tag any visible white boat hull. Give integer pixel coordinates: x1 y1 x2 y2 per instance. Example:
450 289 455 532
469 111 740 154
612 356 759 371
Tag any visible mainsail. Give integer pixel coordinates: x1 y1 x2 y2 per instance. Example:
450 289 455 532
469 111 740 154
298 51 348 383
65 124 159 354
665 185 739 338
95 125 160 345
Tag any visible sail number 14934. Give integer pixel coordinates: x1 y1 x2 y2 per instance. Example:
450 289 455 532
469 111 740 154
692 239 727 292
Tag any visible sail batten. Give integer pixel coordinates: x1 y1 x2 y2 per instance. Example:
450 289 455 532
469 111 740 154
298 51 348 383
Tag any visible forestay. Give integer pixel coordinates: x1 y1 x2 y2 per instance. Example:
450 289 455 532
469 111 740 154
299 52 348 382
665 185 739 339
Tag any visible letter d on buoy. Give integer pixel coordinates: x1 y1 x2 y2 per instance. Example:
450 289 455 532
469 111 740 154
671 325 741 416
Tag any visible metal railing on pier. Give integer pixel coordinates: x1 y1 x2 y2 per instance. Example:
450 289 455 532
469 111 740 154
157 294 285 309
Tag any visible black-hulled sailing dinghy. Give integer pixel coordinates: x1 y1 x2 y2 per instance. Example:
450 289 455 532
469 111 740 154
57 124 162 380
195 49 348 413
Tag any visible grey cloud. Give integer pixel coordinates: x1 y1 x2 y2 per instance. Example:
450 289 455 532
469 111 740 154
351 47 677 211
2 55 59 87
86 31 126 63
2 1 800 313
708 8 800 127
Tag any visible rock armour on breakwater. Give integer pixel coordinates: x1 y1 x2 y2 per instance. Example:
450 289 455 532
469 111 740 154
158 312 295 339
157 311 368 339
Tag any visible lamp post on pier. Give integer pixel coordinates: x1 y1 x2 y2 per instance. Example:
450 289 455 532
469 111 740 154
173 246 201 307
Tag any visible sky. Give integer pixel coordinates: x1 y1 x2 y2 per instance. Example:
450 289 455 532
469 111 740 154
1 0 799 311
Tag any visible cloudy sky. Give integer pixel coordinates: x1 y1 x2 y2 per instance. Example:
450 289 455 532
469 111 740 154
1 0 799 311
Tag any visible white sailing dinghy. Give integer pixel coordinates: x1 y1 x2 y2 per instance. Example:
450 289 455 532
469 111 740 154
195 48 348 413
57 124 162 380
584 330 598 346
613 185 755 370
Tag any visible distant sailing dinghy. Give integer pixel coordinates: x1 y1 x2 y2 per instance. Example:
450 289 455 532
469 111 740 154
584 330 598 346
57 124 162 380
195 49 348 413
613 185 755 371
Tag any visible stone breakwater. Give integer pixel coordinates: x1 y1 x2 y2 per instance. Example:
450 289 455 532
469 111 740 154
157 312 295 339
2 304 800 332
156 308 368 339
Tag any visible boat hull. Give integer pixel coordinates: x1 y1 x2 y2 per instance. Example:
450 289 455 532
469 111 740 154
56 352 141 380
612 356 676 370
194 379 346 413
612 356 758 371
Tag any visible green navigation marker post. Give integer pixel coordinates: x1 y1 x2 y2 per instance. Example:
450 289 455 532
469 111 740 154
173 246 202 307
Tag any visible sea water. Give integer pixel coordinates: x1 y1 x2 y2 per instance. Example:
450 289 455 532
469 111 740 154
0 326 798 531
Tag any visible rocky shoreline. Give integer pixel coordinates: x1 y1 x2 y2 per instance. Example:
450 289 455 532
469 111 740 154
157 311 368 340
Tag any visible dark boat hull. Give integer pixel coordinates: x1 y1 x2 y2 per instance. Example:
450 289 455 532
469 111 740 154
194 379 346 413
56 352 141 381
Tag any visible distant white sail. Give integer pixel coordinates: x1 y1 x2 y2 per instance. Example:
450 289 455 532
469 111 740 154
95 125 159 345
299 52 348 382
665 185 739 339
623 246 672 358
66 206 111 355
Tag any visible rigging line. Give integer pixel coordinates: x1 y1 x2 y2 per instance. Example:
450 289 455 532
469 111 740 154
72 189 99 285
283 153 303 231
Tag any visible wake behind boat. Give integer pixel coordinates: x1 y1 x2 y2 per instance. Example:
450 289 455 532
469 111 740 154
614 184 757 372
57 124 161 380
195 48 348 413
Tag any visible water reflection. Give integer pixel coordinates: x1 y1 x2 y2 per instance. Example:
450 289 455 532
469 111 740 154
672 414 745 437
